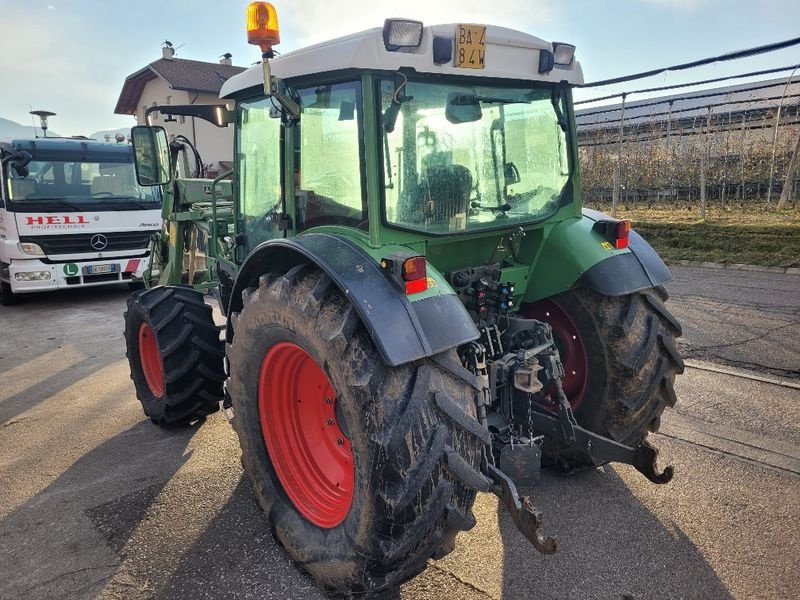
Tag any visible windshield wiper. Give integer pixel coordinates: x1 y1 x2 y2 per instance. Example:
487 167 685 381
450 94 527 106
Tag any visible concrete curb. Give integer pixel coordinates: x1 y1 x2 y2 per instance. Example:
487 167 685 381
669 259 800 276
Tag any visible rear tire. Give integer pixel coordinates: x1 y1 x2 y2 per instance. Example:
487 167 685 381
124 286 224 426
524 286 684 466
228 265 489 596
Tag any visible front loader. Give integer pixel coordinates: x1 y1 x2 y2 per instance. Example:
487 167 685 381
123 4 684 595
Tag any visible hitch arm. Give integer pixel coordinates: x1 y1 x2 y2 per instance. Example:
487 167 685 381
487 463 558 554
532 408 674 484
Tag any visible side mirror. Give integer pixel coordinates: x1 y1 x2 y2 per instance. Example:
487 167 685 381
131 126 171 186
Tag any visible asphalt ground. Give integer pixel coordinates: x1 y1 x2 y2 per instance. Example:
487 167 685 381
1 266 798 599
667 266 800 380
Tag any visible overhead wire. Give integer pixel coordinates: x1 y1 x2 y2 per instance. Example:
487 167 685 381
578 36 800 88
575 64 800 105
576 82 800 120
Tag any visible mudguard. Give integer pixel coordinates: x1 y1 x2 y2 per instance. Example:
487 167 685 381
525 209 672 302
226 232 479 367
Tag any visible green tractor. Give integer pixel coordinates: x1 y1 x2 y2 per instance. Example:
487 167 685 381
124 5 683 596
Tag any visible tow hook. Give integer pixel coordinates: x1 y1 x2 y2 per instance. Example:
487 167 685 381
487 463 558 555
632 438 674 484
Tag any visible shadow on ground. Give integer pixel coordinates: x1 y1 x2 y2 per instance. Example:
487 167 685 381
0 419 199 600
497 467 732 600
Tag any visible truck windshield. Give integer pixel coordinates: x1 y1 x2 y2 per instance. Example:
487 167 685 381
5 158 160 210
379 77 571 234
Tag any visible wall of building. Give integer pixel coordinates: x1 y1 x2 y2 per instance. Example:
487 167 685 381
135 76 235 172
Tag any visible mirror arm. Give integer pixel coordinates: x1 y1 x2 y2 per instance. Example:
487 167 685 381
262 56 300 118
144 104 235 127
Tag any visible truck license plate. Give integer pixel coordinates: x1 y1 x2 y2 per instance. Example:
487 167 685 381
84 263 118 275
455 24 486 69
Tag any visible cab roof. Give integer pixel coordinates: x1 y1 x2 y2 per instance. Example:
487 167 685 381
1 137 133 161
221 23 583 98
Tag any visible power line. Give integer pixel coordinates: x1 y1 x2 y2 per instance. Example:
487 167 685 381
575 64 800 105
576 81 800 120
578 92 800 129
579 36 800 88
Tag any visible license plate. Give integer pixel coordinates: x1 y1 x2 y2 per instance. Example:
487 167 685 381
84 263 118 275
455 24 486 69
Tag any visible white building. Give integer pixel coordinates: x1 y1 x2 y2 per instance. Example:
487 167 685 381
115 46 245 176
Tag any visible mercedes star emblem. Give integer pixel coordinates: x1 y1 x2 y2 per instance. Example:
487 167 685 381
90 234 108 251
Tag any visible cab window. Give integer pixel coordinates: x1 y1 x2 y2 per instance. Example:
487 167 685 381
295 81 366 231
238 96 283 251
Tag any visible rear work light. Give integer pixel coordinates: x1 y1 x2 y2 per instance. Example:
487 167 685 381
383 19 423 51
552 42 576 66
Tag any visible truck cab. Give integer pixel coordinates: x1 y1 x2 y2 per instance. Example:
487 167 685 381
0 137 162 304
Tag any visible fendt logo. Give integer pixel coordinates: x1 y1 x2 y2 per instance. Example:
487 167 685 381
26 215 89 226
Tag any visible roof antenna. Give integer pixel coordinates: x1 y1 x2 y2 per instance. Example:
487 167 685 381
30 110 56 138
29 105 38 138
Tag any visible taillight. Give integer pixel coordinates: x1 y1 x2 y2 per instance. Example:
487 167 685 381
402 256 427 295
614 220 631 249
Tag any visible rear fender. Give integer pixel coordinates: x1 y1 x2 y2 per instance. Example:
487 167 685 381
227 232 479 367
525 209 672 302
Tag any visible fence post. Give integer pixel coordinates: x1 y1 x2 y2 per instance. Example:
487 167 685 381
612 92 627 217
777 127 800 210
700 155 706 220
701 106 711 220
740 112 747 203
767 68 798 209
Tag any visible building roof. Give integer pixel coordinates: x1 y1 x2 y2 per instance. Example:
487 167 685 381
221 24 583 98
576 76 800 132
115 58 246 115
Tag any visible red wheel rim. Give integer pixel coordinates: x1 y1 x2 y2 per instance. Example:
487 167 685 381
259 342 354 528
139 323 165 398
521 299 588 411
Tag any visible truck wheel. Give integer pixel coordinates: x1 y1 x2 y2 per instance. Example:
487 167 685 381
523 286 684 466
124 286 224 426
227 265 488 595
0 280 22 306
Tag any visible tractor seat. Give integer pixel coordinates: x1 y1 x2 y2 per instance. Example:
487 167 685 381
422 164 472 224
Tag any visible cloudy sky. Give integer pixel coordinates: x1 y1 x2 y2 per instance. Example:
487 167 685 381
1 0 799 136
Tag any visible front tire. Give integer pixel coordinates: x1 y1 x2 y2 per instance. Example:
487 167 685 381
524 286 684 465
227 265 489 596
0 280 22 306
124 286 224 425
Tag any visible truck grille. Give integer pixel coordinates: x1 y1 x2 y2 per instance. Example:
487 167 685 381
20 231 153 255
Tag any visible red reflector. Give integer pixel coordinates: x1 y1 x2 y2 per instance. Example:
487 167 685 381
405 278 428 295
402 256 427 281
614 220 630 249
125 259 141 273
